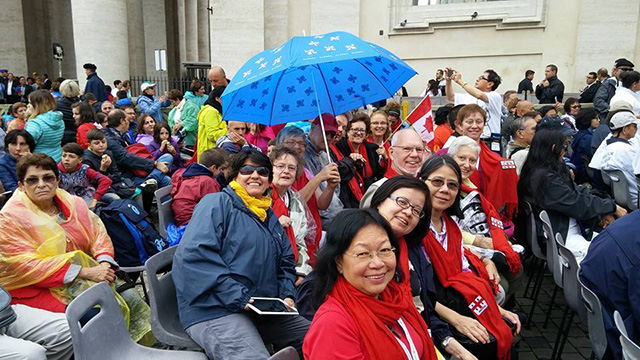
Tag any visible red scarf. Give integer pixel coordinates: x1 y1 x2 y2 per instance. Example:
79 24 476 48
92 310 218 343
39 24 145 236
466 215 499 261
329 276 438 360
469 142 519 219
348 139 374 178
461 183 522 275
291 174 322 266
422 214 512 359
331 144 365 201
270 185 298 263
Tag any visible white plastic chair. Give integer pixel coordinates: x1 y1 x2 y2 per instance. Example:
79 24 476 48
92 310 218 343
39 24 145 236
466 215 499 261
154 185 175 238
614 310 640 360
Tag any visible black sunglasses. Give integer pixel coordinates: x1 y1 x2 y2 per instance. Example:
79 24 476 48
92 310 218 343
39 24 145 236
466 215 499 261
239 165 270 177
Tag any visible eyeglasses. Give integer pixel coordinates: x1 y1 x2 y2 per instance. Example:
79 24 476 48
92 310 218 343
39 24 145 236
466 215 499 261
571 105 581 109
478 76 490 82
426 178 460 192
392 146 425 154
274 164 297 173
283 139 306 149
239 165 270 177
389 194 424 218
350 128 366 134
24 174 57 186
344 247 396 263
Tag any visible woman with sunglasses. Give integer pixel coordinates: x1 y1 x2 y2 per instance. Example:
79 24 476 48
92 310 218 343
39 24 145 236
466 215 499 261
418 156 521 360
304 208 440 360
0 153 153 341
370 176 477 360
334 112 385 208
173 149 310 360
269 146 316 287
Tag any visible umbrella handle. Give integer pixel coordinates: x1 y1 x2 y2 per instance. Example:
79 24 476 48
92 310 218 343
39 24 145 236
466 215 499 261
309 67 333 165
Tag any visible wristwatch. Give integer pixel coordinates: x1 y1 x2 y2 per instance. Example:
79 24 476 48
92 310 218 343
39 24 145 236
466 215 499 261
442 336 454 349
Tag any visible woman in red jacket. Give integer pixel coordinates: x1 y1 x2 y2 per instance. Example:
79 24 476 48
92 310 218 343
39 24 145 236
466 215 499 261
304 208 440 360
72 101 97 149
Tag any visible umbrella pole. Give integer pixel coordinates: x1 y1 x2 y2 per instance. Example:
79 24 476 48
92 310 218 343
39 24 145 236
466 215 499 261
309 67 333 164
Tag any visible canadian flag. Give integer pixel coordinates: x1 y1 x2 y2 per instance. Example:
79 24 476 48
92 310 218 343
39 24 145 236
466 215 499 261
406 95 435 149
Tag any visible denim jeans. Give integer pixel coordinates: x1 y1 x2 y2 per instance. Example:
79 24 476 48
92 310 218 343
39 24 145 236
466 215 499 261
132 153 172 188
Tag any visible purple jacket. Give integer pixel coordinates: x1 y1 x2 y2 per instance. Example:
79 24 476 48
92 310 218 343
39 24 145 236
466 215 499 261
146 136 182 171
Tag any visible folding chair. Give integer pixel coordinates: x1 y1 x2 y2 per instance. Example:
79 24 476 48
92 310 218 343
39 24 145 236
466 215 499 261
614 310 640 360
539 210 563 328
522 202 548 327
606 169 638 211
65 282 206 360
145 246 201 349
154 185 175 238
579 272 608 360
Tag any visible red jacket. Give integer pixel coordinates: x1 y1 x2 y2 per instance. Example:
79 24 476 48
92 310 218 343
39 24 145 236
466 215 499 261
76 123 97 149
171 163 220 226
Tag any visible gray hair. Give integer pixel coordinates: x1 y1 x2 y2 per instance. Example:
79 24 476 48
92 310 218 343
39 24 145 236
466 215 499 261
390 128 420 146
60 79 80 98
275 125 306 145
447 136 480 156
510 115 537 138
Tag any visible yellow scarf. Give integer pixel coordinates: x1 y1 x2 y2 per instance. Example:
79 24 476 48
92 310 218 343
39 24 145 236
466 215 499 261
229 180 272 222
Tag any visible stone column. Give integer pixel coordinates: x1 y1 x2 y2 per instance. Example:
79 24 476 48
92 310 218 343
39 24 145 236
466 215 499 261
176 0 188 69
197 0 210 62
0 0 28 76
185 0 199 62
47 0 77 79
70 0 129 89
127 0 147 76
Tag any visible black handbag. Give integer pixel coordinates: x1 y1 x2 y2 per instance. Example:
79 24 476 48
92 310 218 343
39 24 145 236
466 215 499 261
0 286 17 328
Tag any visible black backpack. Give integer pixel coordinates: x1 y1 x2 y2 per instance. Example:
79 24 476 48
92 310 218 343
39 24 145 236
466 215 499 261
96 199 168 267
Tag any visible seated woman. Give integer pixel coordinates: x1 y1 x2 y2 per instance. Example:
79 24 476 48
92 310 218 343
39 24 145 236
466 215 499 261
518 129 626 262
72 101 97 149
0 153 150 341
447 136 523 302
0 130 34 193
167 89 198 147
366 110 392 167
455 104 519 219
371 176 476 359
570 108 600 184
419 156 520 360
146 122 181 172
172 149 309 360
334 112 384 208
25 90 64 162
269 146 315 286
560 97 581 130
303 208 440 360
246 123 275 153
134 114 156 147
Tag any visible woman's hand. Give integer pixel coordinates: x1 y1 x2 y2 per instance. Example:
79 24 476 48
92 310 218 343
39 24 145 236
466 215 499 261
445 338 478 360
279 215 292 228
375 147 388 160
78 264 116 283
615 205 628 218
482 258 501 285
172 122 182 134
473 236 494 249
451 315 490 344
500 307 522 335
349 153 365 163
317 163 340 183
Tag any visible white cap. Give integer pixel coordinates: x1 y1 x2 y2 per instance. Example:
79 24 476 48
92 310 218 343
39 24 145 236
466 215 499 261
610 111 638 130
140 81 155 92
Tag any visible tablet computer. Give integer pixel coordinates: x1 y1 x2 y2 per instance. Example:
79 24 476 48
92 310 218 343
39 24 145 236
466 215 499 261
246 297 299 315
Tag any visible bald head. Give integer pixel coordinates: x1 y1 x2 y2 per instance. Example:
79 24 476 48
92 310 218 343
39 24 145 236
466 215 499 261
208 66 228 87
515 101 534 117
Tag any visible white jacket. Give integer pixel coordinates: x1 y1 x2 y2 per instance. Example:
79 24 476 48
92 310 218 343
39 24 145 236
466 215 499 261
599 137 638 205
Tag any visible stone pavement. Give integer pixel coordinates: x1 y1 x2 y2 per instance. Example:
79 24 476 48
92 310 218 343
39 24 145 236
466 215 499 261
514 266 592 360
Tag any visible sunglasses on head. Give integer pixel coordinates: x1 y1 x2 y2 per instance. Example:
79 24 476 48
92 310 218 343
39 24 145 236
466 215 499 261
239 165 270 177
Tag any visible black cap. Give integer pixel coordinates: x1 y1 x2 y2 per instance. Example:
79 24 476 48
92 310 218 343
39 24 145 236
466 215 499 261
536 115 574 137
83 63 97 70
615 58 634 69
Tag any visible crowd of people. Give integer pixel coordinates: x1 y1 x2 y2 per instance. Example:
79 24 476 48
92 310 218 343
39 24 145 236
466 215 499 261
0 56 638 360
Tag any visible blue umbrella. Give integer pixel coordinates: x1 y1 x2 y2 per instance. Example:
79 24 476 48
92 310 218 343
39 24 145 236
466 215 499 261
221 31 417 125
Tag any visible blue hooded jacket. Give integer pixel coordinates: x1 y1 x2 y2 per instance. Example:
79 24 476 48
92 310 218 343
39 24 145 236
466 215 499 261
172 186 296 329
25 111 65 162
580 210 640 359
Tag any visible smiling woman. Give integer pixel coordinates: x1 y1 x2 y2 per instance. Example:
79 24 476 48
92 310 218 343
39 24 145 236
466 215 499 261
304 208 439 360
